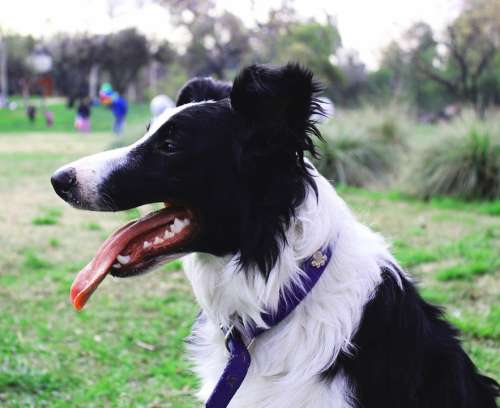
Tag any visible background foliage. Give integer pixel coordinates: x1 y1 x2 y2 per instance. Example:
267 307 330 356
2 0 499 116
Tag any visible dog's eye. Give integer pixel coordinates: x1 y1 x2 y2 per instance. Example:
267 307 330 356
160 140 177 154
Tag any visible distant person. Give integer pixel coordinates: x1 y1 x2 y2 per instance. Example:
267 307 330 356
99 83 128 136
26 105 37 123
111 95 128 136
44 110 54 127
75 98 91 132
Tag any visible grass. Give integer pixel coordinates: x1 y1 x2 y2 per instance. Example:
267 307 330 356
48 238 61 248
448 306 500 341
436 262 493 281
336 185 500 215
0 116 498 405
32 207 63 226
0 125 200 406
0 98 150 133
84 221 103 231
394 246 439 267
22 249 53 270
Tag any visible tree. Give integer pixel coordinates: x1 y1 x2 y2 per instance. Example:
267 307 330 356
261 15 343 102
160 0 251 79
158 0 345 101
100 28 151 94
275 19 341 74
51 29 174 102
2 33 35 97
50 34 107 105
252 1 301 62
408 1 499 117
378 41 406 96
0 35 7 105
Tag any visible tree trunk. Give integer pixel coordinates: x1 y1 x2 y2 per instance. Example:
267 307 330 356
88 64 99 100
149 60 158 95
127 82 137 102
0 38 8 107
474 94 487 120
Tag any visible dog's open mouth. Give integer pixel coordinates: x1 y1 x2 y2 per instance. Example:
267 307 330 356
70 203 198 310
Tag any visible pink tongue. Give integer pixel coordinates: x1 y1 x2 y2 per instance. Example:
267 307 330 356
70 219 137 310
70 209 179 310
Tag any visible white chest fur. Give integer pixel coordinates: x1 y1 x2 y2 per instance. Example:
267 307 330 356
182 174 396 407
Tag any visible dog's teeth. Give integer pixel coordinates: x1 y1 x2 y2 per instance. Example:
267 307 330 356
117 254 130 264
164 229 174 239
183 218 190 226
112 263 122 269
143 241 151 249
171 218 184 233
154 236 164 245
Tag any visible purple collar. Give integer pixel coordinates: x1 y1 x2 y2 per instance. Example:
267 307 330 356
205 244 333 408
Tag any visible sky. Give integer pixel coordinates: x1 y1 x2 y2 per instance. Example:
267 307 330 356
0 0 463 68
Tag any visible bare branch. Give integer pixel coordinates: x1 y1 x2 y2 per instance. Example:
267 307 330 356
415 57 459 95
446 26 468 90
472 43 496 81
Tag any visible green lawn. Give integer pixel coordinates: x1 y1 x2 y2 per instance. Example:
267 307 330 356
0 129 498 407
0 98 150 133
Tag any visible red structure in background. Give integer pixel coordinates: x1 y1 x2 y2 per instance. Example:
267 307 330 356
36 74 54 97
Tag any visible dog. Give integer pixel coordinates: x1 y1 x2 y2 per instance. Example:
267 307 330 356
51 63 499 407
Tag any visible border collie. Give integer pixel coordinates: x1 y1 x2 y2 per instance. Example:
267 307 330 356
51 63 499 407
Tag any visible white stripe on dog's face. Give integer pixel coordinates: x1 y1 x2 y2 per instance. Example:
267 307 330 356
54 146 129 209
53 102 204 210
134 101 205 148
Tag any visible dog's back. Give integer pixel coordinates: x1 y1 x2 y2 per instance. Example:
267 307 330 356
324 269 499 407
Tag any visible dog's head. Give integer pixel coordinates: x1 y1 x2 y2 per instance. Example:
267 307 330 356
51 63 323 309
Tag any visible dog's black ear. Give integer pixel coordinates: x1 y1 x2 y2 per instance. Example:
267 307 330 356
176 77 232 106
230 63 323 154
230 64 324 278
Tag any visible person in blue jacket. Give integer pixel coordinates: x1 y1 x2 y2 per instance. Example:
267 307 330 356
110 95 128 136
100 83 128 136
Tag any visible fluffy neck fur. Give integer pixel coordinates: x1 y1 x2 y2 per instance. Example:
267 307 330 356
183 168 399 407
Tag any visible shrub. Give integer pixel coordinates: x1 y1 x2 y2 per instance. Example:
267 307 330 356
414 128 500 200
369 115 407 148
314 132 395 187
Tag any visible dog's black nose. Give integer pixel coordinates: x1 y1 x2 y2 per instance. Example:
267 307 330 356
51 167 77 200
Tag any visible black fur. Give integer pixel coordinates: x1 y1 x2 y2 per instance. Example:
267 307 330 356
176 77 232 107
322 267 500 407
90 64 323 277
228 64 324 274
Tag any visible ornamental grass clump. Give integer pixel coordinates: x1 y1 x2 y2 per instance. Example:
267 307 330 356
415 128 500 200
314 130 394 187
